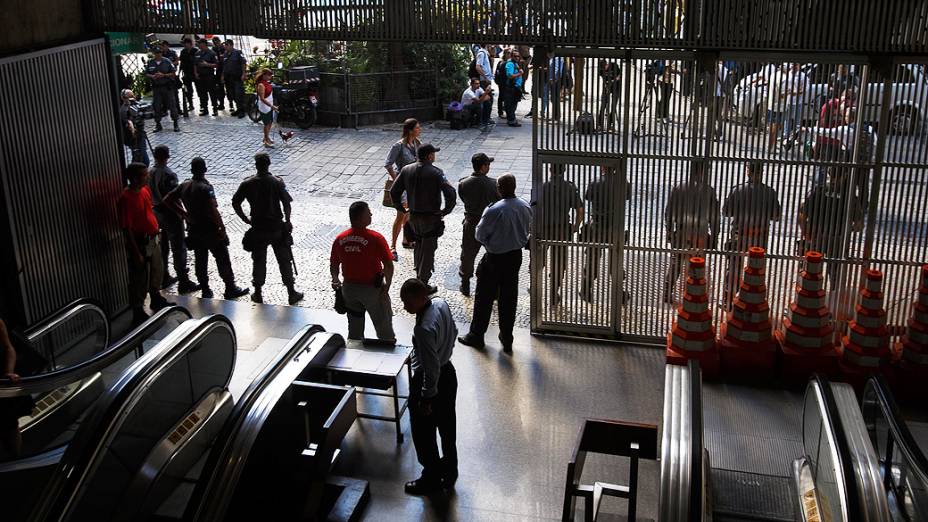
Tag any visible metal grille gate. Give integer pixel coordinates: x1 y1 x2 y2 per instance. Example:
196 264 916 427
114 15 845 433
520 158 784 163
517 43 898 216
531 49 928 343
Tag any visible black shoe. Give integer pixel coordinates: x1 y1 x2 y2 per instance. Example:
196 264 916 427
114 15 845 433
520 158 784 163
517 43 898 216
507 121 522 127
201 288 214 299
288 288 304 305
218 104 225 111
177 280 200 294
498 110 505 118
427 285 438 295
460 278 470 297
154 122 163 132
173 120 180 132
499 335 514 352
457 333 485 349
132 307 150 326
523 111 533 118
237 112 246 118
149 295 175 312
404 478 441 496
224 285 249 299
160 274 178 289
251 289 263 303
199 110 208 116
212 109 219 116
182 111 189 118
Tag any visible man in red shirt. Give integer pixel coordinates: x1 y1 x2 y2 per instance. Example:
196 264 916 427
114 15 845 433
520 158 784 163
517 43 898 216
812 87 856 184
330 201 396 341
118 162 174 324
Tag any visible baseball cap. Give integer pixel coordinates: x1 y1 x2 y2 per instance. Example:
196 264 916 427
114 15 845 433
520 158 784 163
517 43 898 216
471 152 494 170
152 46 163 53
417 143 440 161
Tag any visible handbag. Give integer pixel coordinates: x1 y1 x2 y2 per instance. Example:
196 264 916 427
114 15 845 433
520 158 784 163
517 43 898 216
383 178 394 207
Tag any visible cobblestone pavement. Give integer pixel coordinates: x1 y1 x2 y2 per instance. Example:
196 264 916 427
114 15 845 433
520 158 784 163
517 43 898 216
140 96 537 328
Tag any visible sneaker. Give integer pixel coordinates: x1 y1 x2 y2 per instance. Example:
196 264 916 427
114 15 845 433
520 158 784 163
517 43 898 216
160 274 178 289
287 288 304 305
251 289 263 303
460 278 470 297
177 280 200 294
201 288 214 299
457 333 485 349
224 285 250 299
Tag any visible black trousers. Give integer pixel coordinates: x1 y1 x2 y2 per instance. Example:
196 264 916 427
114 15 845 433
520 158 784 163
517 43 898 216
459 216 482 280
224 74 244 110
409 363 457 482
251 230 295 287
195 76 218 111
504 87 520 123
657 81 673 119
156 211 188 282
181 74 195 113
469 249 522 342
194 240 236 289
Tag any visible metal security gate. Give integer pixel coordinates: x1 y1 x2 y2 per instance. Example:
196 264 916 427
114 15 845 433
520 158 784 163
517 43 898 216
531 49 928 343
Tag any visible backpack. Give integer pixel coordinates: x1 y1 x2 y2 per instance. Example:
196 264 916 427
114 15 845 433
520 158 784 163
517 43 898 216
495 61 507 86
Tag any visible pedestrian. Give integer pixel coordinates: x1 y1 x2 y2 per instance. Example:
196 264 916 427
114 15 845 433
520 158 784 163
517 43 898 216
211 36 227 111
579 165 630 303
596 60 621 130
474 43 493 87
159 40 183 120
663 160 720 304
803 106 875 209
809 87 855 184
389 144 457 293
194 38 219 116
536 164 583 305
457 174 532 352
232 152 304 305
146 46 180 132
399 278 458 495
457 153 499 297
783 63 808 139
330 201 396 342
148 145 197 293
763 63 786 152
163 157 249 300
117 163 175 325
460 77 494 131
119 89 150 166
383 118 421 259
654 60 677 125
494 48 511 119
178 38 197 117
720 161 781 307
222 39 248 117
503 50 524 127
0 318 29 458
255 68 277 147
712 60 730 139
542 51 566 121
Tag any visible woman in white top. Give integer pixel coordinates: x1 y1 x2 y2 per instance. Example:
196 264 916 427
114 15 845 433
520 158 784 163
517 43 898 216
256 68 277 147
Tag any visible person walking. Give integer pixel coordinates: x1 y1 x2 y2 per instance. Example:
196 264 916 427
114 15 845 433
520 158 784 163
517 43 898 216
389 144 456 293
457 153 499 297
178 38 197 117
255 68 277 147
118 163 175 325
163 158 249 300
399 278 458 495
663 160 720 304
720 161 781 307
194 38 219 116
457 174 532 352
536 164 583 305
579 165 630 303
148 145 197 293
222 39 247 117
383 118 421 259
330 201 396 342
119 89 149 166
232 153 304 305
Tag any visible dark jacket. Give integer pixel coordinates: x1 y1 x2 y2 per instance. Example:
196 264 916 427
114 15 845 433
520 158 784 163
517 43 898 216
391 161 456 216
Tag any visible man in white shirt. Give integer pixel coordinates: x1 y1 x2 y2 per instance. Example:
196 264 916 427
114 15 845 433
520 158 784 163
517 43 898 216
474 43 493 86
461 77 493 131
713 60 730 138
759 63 786 151
784 63 809 139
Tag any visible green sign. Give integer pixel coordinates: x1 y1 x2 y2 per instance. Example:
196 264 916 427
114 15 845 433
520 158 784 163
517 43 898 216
107 32 147 55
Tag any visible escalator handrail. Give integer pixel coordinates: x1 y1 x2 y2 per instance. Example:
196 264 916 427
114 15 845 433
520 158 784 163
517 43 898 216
184 324 327 522
23 298 109 347
807 374 863 522
28 315 236 522
687 359 704 521
863 375 928 485
0 306 192 397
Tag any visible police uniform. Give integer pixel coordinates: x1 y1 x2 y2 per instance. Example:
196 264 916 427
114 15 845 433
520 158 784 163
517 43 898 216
537 174 582 302
580 169 629 301
194 46 219 114
222 47 247 115
663 179 720 299
211 42 226 110
389 148 456 286
232 171 297 295
799 181 863 290
162 47 182 114
119 101 148 166
179 46 198 115
457 172 498 285
149 163 190 286
146 55 178 128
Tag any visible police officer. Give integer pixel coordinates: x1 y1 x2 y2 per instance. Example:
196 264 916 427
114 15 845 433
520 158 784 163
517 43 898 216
721 161 781 307
178 38 197 117
663 160 720 304
194 38 219 116
232 153 304 305
119 89 149 166
211 36 227 111
164 158 249 300
222 39 248 118
146 46 180 132
389 143 456 293
457 153 499 297
536 164 584 305
580 165 630 303
148 145 197 293
159 40 182 119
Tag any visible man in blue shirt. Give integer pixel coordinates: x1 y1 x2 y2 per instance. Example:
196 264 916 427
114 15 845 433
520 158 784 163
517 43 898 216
400 278 458 495
503 50 524 127
458 174 532 352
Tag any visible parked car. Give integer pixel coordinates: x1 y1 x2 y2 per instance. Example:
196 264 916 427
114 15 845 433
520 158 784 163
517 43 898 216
732 63 927 134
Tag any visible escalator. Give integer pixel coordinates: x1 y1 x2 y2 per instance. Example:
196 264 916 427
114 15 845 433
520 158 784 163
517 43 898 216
660 361 894 521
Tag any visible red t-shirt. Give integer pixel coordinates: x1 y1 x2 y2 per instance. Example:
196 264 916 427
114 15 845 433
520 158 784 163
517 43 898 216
330 227 392 284
117 186 160 235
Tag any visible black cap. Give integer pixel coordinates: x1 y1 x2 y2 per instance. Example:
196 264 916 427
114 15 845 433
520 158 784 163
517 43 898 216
471 152 494 170
152 46 162 53
417 143 440 161
191 157 207 174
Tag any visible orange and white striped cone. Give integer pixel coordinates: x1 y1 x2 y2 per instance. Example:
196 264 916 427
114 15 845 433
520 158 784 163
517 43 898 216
776 251 839 382
720 247 776 378
667 257 720 377
838 269 893 390
896 265 928 399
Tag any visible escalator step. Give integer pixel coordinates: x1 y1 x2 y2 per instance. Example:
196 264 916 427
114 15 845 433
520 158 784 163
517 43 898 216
712 469 798 522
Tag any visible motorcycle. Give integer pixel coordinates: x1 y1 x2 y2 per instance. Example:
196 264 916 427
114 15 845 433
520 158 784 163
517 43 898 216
249 64 320 129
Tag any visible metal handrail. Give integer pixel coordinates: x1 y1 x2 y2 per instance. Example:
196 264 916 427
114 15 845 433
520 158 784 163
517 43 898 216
28 315 236 522
658 361 699 522
22 298 108 344
185 325 329 521
0 306 191 398
687 360 703 521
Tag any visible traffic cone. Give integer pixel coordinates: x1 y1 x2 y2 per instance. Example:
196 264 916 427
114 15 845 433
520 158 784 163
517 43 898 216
720 247 776 378
667 257 719 378
776 251 838 382
838 269 893 389
896 265 928 399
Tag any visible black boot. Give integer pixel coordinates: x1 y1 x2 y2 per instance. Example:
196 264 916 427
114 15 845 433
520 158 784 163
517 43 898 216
173 119 180 132
224 284 249 299
149 291 175 312
460 278 470 297
154 121 163 132
287 286 304 305
177 279 200 294
251 286 263 303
